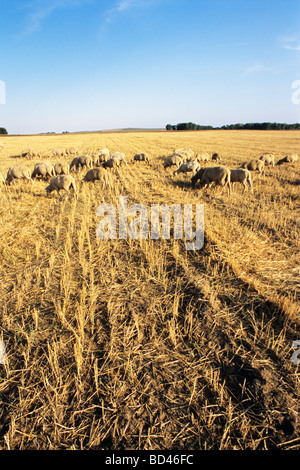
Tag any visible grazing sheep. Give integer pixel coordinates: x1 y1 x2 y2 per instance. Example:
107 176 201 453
81 167 111 187
132 153 150 163
20 148 40 159
240 159 265 178
50 148 67 159
163 154 183 170
90 153 100 166
65 147 78 156
45 175 77 197
191 165 231 194
277 154 298 165
6 165 33 185
102 158 120 169
31 162 55 180
70 155 93 172
54 162 69 175
259 153 275 167
111 152 127 165
98 148 110 162
230 168 253 193
98 154 109 164
173 161 201 176
195 153 210 163
174 148 194 162
212 153 221 163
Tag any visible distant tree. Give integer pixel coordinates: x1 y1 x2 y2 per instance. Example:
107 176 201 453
221 122 300 130
0 127 7 134
166 124 173 131
167 121 300 131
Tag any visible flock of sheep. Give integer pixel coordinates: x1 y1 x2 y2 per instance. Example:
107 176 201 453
0 144 298 198
162 148 298 195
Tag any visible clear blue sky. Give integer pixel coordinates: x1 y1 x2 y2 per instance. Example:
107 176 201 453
0 0 300 134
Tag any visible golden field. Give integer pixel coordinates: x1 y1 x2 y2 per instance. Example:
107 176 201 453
0 129 299 450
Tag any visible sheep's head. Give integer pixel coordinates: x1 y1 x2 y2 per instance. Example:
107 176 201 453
45 185 53 195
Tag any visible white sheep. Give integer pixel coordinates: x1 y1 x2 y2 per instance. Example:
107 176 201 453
6 165 33 185
81 167 112 187
240 159 265 178
230 168 253 192
163 154 183 169
45 175 77 197
173 161 200 176
31 162 55 180
195 153 210 163
54 162 69 175
191 165 231 194
259 154 275 167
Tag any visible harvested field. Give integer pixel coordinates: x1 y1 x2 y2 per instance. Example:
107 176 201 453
0 130 299 450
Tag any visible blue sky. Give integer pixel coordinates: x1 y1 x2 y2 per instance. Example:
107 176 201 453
0 0 300 134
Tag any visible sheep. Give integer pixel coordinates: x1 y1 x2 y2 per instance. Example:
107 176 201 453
69 155 93 172
65 147 78 156
31 162 55 180
277 154 298 165
102 158 120 169
90 153 100 166
212 153 221 163
5 165 33 185
111 152 127 165
98 148 110 162
98 154 109 164
240 159 265 178
174 148 194 162
54 162 69 175
20 148 40 159
50 148 67 159
132 153 150 164
230 168 253 193
191 165 231 194
195 153 210 163
45 175 77 198
81 167 111 187
173 161 200 176
163 154 183 170
259 153 275 167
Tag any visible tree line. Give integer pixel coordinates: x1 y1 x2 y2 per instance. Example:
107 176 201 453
166 122 213 131
166 122 300 131
0 127 7 134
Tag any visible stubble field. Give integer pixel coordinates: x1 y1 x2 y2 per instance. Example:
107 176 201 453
0 129 299 450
